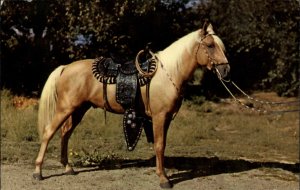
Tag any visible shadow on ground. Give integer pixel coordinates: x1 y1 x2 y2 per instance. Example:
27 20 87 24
43 156 299 185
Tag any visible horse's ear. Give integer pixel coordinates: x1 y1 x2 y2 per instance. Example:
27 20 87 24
206 24 215 35
200 20 210 37
202 19 209 30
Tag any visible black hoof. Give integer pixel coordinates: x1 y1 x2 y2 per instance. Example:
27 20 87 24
33 173 43 180
160 181 173 189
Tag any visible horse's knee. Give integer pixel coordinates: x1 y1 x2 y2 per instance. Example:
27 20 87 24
154 138 165 151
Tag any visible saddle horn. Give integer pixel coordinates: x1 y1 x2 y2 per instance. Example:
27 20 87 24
135 50 157 77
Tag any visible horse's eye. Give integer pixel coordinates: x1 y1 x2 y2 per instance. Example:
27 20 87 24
207 43 214 48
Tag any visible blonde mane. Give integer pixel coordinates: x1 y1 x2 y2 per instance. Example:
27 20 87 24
156 30 200 78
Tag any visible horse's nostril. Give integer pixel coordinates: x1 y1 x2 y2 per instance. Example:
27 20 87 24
226 65 230 74
215 64 230 80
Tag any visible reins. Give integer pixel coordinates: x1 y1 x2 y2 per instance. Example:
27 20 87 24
215 68 300 114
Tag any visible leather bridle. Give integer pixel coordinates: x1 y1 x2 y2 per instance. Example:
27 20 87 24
195 33 223 70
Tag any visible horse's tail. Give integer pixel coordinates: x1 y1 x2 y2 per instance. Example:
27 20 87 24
38 65 66 140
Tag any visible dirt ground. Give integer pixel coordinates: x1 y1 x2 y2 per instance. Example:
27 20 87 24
1 157 299 190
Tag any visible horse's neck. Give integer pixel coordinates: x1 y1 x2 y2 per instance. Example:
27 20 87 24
157 33 198 90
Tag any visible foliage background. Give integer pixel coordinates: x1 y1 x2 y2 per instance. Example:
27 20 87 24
1 0 299 97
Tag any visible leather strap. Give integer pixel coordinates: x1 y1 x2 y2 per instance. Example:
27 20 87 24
145 82 151 115
103 83 113 125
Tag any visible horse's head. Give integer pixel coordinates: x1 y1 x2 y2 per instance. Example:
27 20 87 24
195 22 230 80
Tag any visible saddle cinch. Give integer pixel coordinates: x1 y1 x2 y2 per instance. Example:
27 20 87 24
92 51 157 151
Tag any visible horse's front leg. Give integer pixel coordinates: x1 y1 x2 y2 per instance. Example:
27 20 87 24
152 113 172 188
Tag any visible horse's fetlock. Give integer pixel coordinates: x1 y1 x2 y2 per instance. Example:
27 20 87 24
35 160 43 166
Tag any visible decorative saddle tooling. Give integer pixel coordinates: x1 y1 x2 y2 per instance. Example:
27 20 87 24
92 51 157 151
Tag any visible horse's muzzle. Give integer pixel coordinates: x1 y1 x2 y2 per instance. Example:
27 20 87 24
215 64 230 81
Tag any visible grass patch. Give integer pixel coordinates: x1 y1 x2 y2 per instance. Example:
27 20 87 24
1 89 39 142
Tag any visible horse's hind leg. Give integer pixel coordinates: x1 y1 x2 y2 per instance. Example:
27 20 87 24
60 104 91 175
34 108 74 180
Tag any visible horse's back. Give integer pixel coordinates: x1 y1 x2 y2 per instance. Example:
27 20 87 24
67 59 94 72
72 59 95 65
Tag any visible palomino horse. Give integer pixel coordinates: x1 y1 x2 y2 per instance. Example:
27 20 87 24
33 23 229 188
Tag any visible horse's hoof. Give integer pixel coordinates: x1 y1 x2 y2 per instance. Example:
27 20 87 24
160 181 173 189
64 168 77 175
33 173 43 180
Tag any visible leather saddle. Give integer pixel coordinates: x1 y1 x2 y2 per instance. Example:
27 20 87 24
92 54 156 151
92 57 153 85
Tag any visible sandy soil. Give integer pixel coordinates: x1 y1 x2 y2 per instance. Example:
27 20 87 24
1 159 299 190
